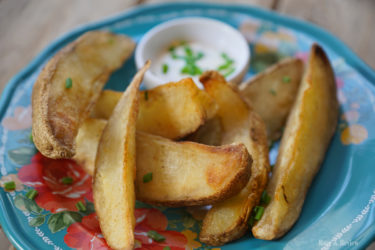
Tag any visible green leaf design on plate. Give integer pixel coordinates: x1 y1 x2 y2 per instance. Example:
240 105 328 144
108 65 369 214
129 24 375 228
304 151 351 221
14 194 43 214
47 211 82 233
8 147 37 165
29 215 45 227
62 211 82 225
79 200 95 217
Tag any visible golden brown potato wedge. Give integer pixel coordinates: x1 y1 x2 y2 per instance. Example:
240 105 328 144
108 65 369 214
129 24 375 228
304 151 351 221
74 118 106 175
199 72 269 246
91 78 218 139
239 58 304 141
75 118 252 206
93 62 149 249
185 117 223 146
89 89 121 120
136 132 251 207
32 31 135 159
252 44 339 240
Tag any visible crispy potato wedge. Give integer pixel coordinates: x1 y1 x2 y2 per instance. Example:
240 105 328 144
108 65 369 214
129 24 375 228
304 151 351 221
186 117 223 146
91 78 218 139
93 62 149 249
74 118 106 175
136 132 251 207
32 31 135 159
199 72 269 245
75 118 252 206
89 89 121 120
239 58 304 141
252 44 339 240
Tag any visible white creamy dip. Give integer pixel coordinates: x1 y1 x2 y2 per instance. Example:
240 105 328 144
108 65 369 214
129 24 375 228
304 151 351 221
150 41 236 87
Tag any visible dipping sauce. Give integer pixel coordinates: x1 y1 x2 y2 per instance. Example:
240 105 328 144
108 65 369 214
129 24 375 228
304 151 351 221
151 41 236 86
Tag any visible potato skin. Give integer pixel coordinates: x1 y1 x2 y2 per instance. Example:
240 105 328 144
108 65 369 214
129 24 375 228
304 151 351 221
32 31 135 159
239 58 304 141
252 44 339 240
93 62 149 249
199 72 269 246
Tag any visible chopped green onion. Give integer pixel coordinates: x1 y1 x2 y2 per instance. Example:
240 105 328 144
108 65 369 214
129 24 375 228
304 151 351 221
218 52 235 74
162 64 169 74
61 177 73 185
269 140 275 149
168 45 175 52
29 133 33 143
108 38 115 44
181 64 202 76
218 62 231 71
248 216 255 227
171 51 181 60
196 52 204 60
283 76 291 83
76 201 86 212
261 190 271 205
65 78 73 89
224 67 235 77
143 172 153 183
4 181 15 191
144 91 148 101
163 247 171 250
221 52 230 60
147 230 165 242
254 206 265 220
270 164 275 171
26 189 38 200
269 89 277 96
184 46 193 57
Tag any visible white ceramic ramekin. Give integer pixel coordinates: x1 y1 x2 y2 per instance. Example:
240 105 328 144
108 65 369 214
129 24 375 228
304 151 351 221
135 17 250 89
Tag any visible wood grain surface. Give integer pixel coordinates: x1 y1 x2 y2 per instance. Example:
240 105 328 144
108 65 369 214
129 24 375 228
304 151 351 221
0 0 374 249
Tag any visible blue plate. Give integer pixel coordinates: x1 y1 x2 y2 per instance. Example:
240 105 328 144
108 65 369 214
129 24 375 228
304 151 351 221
0 3 374 250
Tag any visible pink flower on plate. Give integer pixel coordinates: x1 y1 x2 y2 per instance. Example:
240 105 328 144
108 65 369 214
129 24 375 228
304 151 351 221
1 106 32 130
135 208 188 250
336 77 344 89
64 213 109 250
17 152 92 212
295 51 309 63
64 208 189 250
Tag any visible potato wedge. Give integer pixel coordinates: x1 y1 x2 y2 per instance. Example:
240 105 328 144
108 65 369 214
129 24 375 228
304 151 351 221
74 118 106 175
199 72 269 245
185 117 223 146
75 118 251 206
239 58 304 141
32 31 135 159
136 132 251 207
252 44 339 240
93 62 149 249
91 78 218 139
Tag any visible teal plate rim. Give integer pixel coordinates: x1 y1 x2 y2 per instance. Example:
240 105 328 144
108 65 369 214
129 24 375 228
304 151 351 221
0 2 375 249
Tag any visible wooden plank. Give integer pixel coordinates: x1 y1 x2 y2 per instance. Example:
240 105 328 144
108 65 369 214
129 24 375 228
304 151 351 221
140 0 274 8
277 0 375 69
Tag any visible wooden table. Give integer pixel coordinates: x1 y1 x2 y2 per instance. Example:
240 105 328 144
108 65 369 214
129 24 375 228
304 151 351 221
0 0 374 249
